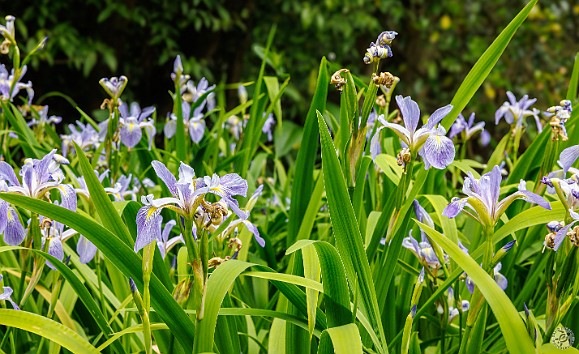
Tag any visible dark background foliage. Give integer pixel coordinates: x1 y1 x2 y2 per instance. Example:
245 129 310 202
1 0 577 142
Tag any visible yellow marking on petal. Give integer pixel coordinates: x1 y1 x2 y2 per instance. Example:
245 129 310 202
146 207 158 220
7 212 13 221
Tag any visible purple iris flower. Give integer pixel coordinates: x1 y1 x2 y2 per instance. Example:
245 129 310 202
105 174 142 201
262 113 275 142
118 101 156 149
363 31 397 64
61 121 101 157
0 64 33 103
550 209 579 251
39 215 77 269
449 112 490 146
402 200 469 268
495 91 541 131
557 144 579 175
28 106 62 128
0 150 76 247
135 160 251 252
0 275 19 310
185 78 216 111
164 101 207 144
443 166 551 227
370 95 455 169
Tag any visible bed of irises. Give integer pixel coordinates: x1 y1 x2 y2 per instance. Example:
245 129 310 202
0 1 578 353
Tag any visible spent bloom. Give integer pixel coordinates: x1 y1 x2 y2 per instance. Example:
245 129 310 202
449 112 490 146
99 76 128 100
371 95 455 169
443 166 551 227
495 91 541 131
363 31 398 64
546 99 572 141
0 15 16 54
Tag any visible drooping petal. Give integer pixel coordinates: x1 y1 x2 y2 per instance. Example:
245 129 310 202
442 197 469 218
0 286 19 310
558 145 579 174
396 96 421 135
164 119 177 138
402 234 421 256
466 276 475 294
141 121 156 150
493 263 508 290
553 222 574 251
120 118 143 148
46 237 64 269
188 120 205 144
57 184 77 211
220 173 248 197
135 206 163 252
151 161 178 196
4 207 25 246
242 220 265 247
0 201 8 234
77 236 97 263
420 128 455 169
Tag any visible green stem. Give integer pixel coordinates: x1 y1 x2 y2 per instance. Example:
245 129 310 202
142 242 155 354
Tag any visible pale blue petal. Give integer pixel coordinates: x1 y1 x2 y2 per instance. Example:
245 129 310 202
77 236 97 263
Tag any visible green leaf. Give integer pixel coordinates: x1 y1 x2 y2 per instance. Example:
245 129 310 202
441 0 539 129
567 52 579 101
1 101 42 158
494 202 564 243
287 57 329 247
319 323 363 354
194 260 254 353
73 143 133 246
317 111 388 353
0 309 100 353
0 194 195 352
418 221 535 354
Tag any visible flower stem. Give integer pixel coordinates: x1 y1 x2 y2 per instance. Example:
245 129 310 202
141 242 155 354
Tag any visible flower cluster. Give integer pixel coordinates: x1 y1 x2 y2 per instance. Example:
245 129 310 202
135 160 264 253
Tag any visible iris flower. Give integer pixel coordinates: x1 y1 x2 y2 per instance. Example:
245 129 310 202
28 106 62 128
495 91 541 131
118 101 156 149
164 101 207 144
466 262 508 293
185 77 215 111
0 275 19 310
403 200 468 268
0 64 33 103
135 160 254 252
371 95 455 169
449 112 490 146
443 166 551 227
0 150 76 246
61 121 101 157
